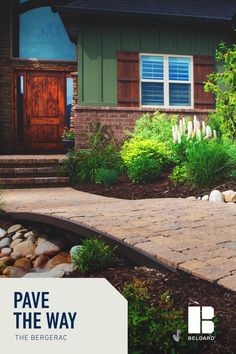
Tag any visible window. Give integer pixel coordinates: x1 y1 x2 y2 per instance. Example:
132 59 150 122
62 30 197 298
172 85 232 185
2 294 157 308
13 4 76 60
141 54 193 108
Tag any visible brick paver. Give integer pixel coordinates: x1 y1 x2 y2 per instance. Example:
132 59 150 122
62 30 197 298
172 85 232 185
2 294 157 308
3 188 236 292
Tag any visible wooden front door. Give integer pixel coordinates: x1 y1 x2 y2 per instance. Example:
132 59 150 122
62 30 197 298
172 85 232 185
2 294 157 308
25 71 66 152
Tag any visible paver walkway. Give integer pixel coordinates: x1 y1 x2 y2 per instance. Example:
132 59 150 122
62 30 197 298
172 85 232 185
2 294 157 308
3 188 236 292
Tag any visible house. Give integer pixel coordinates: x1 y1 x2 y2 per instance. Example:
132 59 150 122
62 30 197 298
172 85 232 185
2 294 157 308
57 0 236 147
0 1 236 153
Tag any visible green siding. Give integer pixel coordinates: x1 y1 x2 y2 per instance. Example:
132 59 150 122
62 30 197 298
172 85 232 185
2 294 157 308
78 23 230 106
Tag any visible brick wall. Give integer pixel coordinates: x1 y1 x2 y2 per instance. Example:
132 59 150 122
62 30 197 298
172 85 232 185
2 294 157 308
74 106 216 148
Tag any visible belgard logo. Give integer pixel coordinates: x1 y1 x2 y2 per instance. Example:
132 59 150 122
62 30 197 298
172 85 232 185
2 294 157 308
188 306 215 341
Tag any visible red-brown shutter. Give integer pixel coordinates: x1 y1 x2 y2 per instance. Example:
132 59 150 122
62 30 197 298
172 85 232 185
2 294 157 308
117 51 140 107
194 56 215 109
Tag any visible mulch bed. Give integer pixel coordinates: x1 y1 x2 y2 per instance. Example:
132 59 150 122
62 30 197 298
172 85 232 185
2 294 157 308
74 174 236 200
67 259 236 354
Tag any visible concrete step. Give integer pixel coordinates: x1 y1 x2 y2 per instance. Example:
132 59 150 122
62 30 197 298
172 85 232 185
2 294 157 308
0 166 65 178
0 155 67 166
0 176 70 188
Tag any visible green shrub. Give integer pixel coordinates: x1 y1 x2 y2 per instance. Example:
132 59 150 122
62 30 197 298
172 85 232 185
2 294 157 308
63 144 121 184
122 280 200 354
121 138 171 184
72 238 116 274
127 155 162 184
184 140 233 188
171 164 188 184
95 168 119 186
121 138 171 167
205 42 236 139
130 112 178 145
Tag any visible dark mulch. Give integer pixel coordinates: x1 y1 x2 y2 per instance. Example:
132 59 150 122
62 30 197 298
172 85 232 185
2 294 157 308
67 259 236 354
74 175 236 200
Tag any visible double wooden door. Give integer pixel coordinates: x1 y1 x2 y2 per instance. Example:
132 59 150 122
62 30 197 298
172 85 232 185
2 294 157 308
24 71 66 152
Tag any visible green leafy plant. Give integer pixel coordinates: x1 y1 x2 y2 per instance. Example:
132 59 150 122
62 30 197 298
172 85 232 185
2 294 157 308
95 168 119 186
72 238 116 274
126 155 162 184
121 138 171 184
130 111 178 146
62 127 75 140
171 164 188 185
89 121 116 149
205 41 236 139
122 280 201 354
63 144 121 184
184 140 234 188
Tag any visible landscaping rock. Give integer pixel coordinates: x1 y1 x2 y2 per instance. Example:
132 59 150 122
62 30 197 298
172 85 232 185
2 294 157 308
12 232 23 241
7 224 22 234
35 240 61 257
3 266 27 278
0 237 10 249
14 258 31 271
209 190 224 203
24 231 36 239
202 195 209 201
24 263 72 278
19 228 29 234
11 252 21 260
70 245 82 257
222 190 236 203
10 239 23 249
13 240 36 257
33 255 50 269
0 228 7 239
186 196 196 200
44 252 71 270
0 248 12 257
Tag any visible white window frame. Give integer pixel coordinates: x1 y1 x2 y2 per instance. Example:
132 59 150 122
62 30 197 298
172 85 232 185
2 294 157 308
140 53 194 109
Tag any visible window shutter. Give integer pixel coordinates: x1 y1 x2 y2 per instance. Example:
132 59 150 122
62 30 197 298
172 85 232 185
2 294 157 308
194 56 215 109
117 51 140 107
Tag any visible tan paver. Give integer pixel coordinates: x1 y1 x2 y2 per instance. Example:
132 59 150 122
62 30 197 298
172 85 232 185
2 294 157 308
3 187 236 292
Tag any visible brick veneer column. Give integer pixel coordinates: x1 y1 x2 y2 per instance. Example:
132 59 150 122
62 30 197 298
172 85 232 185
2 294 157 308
0 2 13 153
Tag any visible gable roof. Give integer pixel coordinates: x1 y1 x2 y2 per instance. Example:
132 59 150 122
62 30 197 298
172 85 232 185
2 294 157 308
58 0 236 21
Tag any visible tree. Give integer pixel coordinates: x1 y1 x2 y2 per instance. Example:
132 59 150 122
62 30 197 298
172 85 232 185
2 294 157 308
205 41 236 139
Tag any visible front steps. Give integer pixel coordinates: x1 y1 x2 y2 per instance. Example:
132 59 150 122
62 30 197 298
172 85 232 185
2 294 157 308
0 155 69 188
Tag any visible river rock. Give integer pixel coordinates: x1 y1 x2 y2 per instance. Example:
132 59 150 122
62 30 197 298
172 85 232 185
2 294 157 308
18 228 29 234
0 247 12 257
3 266 27 278
0 228 7 239
13 240 36 257
14 258 31 271
11 252 21 260
10 239 23 249
70 245 82 257
222 190 236 203
35 240 61 257
202 194 209 201
0 237 10 249
44 252 71 270
209 190 224 203
24 231 36 239
7 224 22 234
186 196 196 200
27 235 37 243
12 232 23 241
33 255 50 269
24 263 73 278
